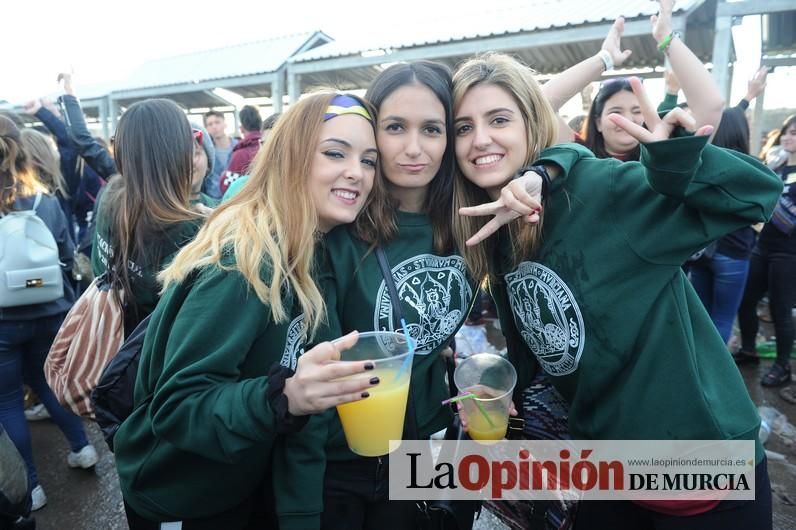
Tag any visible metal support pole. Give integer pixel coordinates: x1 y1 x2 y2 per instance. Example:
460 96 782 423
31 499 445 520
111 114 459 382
711 13 734 103
109 98 120 137
288 72 300 104
272 73 285 114
99 97 110 141
750 86 766 157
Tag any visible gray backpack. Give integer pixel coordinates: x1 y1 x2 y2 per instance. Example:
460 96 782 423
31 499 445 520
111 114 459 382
0 192 64 308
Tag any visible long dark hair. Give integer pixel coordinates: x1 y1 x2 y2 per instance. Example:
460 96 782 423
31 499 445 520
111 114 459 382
583 78 640 161
358 60 456 253
711 108 750 154
100 99 198 308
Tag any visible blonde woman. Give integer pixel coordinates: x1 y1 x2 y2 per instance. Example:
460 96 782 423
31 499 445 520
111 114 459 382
451 53 780 528
113 93 383 529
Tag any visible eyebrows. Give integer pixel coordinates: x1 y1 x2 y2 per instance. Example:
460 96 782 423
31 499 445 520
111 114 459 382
320 137 378 154
379 115 445 126
454 107 515 123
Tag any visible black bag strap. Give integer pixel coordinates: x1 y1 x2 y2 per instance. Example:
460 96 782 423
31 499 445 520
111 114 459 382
375 247 403 324
375 247 419 441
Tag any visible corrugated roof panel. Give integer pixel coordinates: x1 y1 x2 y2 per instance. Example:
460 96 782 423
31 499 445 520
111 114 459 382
291 0 702 63
762 10 796 56
121 32 325 91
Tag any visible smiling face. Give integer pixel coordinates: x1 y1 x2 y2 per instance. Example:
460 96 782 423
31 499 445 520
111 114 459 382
310 114 378 232
454 83 529 197
596 89 644 156
780 123 796 154
376 83 447 207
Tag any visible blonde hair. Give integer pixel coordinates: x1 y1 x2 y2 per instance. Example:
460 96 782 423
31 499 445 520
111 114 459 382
160 92 378 335
20 129 70 199
451 53 558 282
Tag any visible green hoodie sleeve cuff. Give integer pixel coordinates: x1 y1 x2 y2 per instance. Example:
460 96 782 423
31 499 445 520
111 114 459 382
279 513 321 530
640 134 710 198
657 92 679 114
535 142 595 190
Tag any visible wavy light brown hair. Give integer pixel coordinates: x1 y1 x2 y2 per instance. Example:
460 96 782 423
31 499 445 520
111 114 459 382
160 92 378 335
451 53 558 283
100 99 198 310
20 129 70 199
0 117 48 214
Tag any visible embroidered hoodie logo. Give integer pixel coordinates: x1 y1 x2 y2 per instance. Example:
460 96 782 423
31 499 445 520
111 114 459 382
374 254 472 355
506 262 584 375
281 314 305 370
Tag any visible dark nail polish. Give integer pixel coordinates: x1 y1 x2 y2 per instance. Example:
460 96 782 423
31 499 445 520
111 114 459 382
369 377 380 385
361 391 370 398
364 363 375 370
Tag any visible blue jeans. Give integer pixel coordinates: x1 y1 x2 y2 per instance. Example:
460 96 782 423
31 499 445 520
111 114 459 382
689 253 751 344
0 314 90 490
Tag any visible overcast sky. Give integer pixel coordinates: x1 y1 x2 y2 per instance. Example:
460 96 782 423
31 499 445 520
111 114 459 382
2 0 793 110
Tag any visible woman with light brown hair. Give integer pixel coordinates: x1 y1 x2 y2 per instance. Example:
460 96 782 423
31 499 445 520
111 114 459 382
451 50 780 528
113 92 384 529
19 129 70 205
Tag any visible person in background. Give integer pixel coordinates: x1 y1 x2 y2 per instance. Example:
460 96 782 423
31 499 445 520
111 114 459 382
22 97 106 248
202 110 237 199
57 73 116 180
680 67 769 344
572 0 723 161
188 122 218 209
0 117 98 513
91 99 206 333
736 114 796 387
219 105 262 196
221 112 281 202
567 114 587 136
260 112 281 145
18 129 71 222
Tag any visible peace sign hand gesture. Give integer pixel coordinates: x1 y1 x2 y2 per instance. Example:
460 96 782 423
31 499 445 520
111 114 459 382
459 170 544 247
606 77 714 143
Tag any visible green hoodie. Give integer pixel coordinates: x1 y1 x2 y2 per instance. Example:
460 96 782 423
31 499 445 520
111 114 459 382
491 137 781 464
323 212 477 459
91 191 202 318
113 259 322 528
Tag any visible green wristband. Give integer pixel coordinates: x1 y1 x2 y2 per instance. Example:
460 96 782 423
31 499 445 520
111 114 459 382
658 32 674 53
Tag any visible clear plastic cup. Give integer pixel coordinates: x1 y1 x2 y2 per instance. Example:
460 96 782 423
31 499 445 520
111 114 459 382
453 353 517 442
334 331 413 456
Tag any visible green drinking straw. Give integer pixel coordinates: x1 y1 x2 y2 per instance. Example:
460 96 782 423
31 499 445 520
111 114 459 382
441 393 496 428
392 319 415 383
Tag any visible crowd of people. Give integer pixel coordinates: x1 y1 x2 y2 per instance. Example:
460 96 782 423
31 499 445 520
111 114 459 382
0 1 793 529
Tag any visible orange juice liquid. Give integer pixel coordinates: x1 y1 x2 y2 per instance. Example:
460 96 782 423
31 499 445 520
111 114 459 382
463 384 509 442
336 370 410 457
467 410 509 441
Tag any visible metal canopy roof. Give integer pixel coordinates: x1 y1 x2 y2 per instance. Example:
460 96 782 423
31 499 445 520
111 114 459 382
287 0 715 93
97 31 332 110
